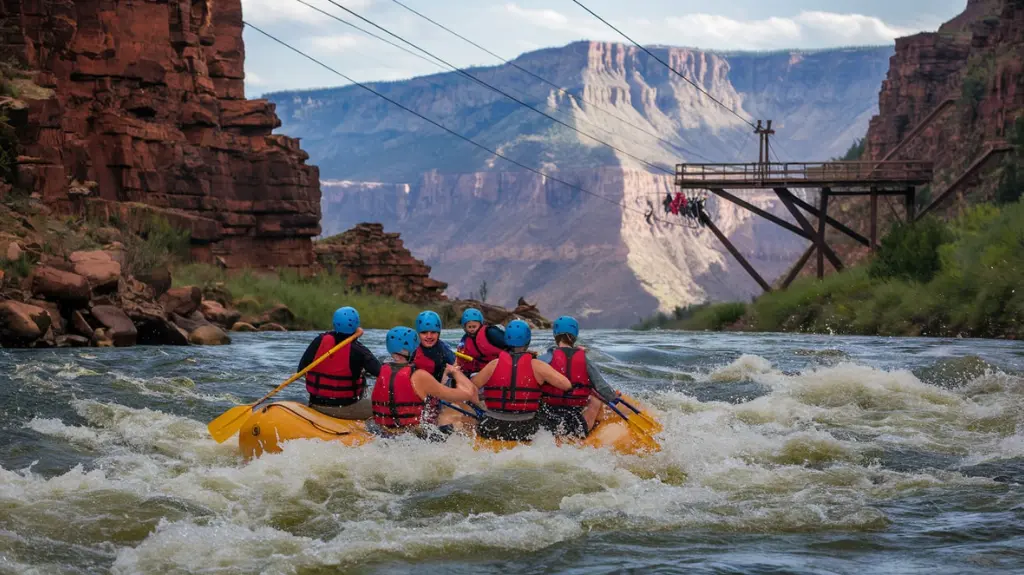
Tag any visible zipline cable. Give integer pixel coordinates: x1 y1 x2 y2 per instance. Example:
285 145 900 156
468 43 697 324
241 21 688 228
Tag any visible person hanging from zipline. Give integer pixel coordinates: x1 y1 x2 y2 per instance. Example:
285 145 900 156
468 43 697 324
663 192 673 214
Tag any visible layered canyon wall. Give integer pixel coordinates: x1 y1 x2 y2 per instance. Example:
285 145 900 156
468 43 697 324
0 0 320 269
271 42 894 325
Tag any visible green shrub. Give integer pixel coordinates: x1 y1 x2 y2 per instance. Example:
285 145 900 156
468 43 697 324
122 216 191 277
869 217 953 283
173 264 425 330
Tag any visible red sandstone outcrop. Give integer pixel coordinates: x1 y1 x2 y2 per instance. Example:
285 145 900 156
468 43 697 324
315 223 448 303
0 0 321 269
863 0 1023 204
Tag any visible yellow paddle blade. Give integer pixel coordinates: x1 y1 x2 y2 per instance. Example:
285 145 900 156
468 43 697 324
619 394 664 433
207 404 255 444
625 411 659 435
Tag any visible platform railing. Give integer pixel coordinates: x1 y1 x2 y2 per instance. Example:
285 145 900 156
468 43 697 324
675 161 933 186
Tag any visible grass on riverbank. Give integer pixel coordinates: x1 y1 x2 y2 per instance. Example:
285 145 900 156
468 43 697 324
172 264 425 331
636 200 1024 339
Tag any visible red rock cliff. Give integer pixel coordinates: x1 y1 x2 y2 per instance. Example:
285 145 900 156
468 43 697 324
0 0 321 269
863 0 1023 199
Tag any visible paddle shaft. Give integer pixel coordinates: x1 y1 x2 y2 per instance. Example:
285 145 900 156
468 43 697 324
256 328 364 407
437 399 481 420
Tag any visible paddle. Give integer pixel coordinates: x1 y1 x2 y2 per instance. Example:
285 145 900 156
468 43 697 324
454 351 474 362
616 394 664 434
593 392 661 446
437 399 482 420
207 328 365 443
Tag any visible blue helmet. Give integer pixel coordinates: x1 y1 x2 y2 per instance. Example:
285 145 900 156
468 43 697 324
505 320 532 348
386 326 419 357
332 306 360 333
461 308 484 327
416 310 442 333
553 316 579 339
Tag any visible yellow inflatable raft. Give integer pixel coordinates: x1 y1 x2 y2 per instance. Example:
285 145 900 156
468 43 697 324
238 401 660 459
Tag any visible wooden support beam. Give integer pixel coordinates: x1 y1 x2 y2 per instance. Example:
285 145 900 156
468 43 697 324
781 190 871 247
817 189 830 279
774 188 845 272
700 211 772 293
824 190 912 196
870 187 878 251
707 188 811 239
782 244 816 289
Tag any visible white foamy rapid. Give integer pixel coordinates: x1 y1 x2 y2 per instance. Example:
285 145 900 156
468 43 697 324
2 334 1023 574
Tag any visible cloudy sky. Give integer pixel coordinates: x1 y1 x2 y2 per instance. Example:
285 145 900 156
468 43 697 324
240 0 967 96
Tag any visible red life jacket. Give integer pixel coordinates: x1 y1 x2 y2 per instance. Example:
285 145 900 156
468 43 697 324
542 347 592 408
482 351 542 414
371 363 424 428
305 334 364 401
409 341 446 382
462 326 503 373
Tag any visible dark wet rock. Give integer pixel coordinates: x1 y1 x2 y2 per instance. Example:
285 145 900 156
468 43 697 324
172 310 212 333
136 267 172 298
71 310 95 338
91 305 137 347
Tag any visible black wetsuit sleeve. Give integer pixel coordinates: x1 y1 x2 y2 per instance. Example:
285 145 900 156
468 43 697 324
297 334 324 373
350 340 382 378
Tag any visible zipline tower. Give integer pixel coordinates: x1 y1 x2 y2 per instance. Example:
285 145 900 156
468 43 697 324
678 120 933 292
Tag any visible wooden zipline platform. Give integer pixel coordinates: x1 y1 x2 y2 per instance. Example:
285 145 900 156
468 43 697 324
676 158 934 292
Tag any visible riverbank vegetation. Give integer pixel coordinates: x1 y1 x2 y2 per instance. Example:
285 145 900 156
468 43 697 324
636 199 1024 339
172 264 423 331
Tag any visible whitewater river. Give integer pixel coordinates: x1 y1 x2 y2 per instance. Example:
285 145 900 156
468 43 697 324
1 330 1023 574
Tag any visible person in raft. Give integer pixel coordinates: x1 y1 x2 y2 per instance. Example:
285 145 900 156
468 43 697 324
455 308 507 376
297 306 381 420
470 320 572 441
537 315 618 438
370 326 477 440
411 310 456 385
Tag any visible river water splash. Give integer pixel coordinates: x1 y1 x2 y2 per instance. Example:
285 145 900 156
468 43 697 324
1 331 1023 574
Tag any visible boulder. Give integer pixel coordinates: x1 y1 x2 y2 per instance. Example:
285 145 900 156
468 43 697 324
259 304 295 326
188 324 231 346
4 241 22 262
31 266 91 303
0 269 5 284
230 321 257 332
71 310 95 338
90 305 138 347
27 299 64 335
172 310 211 333
258 322 286 332
56 334 90 347
0 300 52 345
200 299 241 327
136 317 190 346
69 250 122 289
159 286 201 316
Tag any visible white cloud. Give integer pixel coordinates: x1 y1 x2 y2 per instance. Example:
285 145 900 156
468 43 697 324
665 14 802 48
245 70 267 86
794 11 915 44
503 3 603 38
663 10 913 50
241 0 373 26
308 34 360 52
